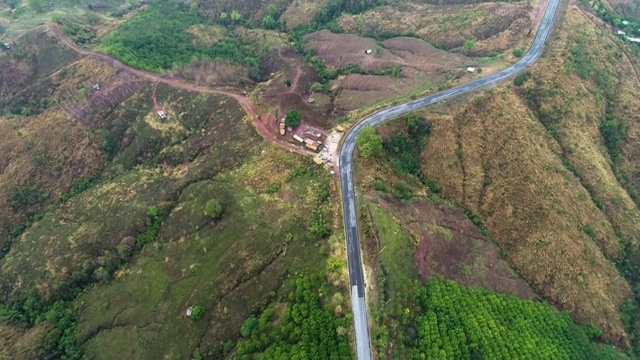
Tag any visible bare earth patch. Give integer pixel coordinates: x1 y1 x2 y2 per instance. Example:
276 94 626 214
338 1 532 54
375 195 536 299
306 30 475 111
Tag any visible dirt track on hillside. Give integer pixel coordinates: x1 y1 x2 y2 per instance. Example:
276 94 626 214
46 23 315 157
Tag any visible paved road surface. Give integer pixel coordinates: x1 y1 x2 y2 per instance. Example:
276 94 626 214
338 0 561 358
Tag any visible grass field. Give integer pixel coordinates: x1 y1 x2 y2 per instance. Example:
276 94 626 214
77 151 338 358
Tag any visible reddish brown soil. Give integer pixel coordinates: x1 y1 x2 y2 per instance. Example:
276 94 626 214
376 195 536 299
47 23 317 157
261 48 337 128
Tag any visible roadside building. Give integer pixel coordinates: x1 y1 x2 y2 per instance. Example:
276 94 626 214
336 125 344 132
313 156 324 165
3 43 11 50
305 138 320 151
293 134 304 143
365 49 372 54
157 110 167 119
279 122 285 135
466 67 475 72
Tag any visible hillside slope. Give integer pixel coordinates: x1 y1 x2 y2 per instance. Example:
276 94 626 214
417 5 640 345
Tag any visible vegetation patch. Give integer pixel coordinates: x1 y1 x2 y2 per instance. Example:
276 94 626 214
235 274 351 358
413 278 621 359
97 1 263 73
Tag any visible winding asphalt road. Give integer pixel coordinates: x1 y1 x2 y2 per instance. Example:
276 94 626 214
338 0 561 358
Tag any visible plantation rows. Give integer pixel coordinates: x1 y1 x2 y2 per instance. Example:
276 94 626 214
413 278 619 359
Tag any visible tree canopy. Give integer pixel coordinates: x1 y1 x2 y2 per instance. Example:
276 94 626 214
285 109 302 128
356 126 382 158
412 278 620 359
204 199 223 219
191 305 204 320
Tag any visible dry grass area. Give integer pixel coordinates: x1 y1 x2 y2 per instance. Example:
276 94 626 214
0 109 103 233
0 323 51 359
414 7 640 345
338 1 532 54
186 24 226 47
280 0 329 28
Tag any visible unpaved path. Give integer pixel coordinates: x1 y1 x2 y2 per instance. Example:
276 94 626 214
46 23 316 157
277 48 304 96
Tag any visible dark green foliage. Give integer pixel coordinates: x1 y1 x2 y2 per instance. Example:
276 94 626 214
568 35 593 80
97 129 117 157
265 181 281 194
59 175 100 202
54 15 97 45
286 166 307 181
413 278 619 359
373 179 388 193
464 209 483 227
135 206 163 247
0 294 82 359
615 244 640 354
235 274 352 358
513 71 531 86
580 225 596 239
98 2 261 73
512 49 524 58
10 187 49 211
356 126 383 158
373 65 402 78
223 340 235 354
600 114 626 163
284 109 302 127
204 199 223 219
240 316 258 337
262 15 277 29
392 182 413 200
310 208 331 237
191 305 204 320
383 115 431 178
423 178 440 194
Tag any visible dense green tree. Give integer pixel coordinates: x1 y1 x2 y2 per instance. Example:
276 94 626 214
191 305 204 320
284 109 302 127
463 38 476 53
204 199 223 219
356 126 383 158
231 9 242 22
262 15 276 29
412 278 620 359
235 275 352 358
267 4 278 18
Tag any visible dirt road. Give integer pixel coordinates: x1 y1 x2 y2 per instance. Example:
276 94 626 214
46 23 316 157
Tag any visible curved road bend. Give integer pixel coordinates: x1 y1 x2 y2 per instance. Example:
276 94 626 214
339 0 561 358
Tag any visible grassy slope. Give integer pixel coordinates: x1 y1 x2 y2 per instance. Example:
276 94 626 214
362 195 625 358
0 31 351 354
415 7 640 345
77 156 334 358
